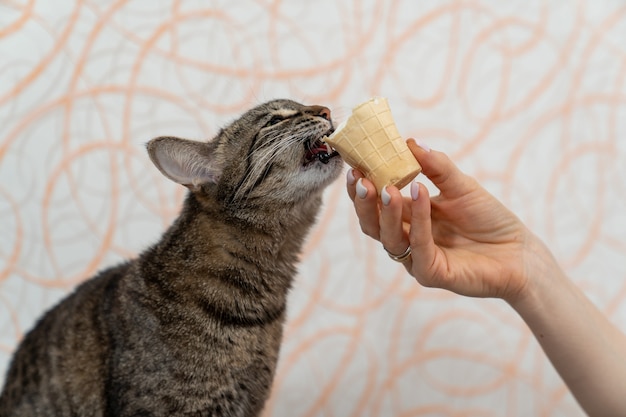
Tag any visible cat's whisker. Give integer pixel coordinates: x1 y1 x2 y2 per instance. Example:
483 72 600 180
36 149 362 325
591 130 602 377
233 133 303 203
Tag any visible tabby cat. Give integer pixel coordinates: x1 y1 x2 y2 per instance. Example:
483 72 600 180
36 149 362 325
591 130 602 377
0 99 342 416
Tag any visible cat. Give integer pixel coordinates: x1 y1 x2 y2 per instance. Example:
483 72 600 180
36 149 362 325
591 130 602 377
0 99 342 417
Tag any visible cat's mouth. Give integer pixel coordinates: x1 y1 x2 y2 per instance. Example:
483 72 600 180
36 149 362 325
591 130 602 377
304 137 339 166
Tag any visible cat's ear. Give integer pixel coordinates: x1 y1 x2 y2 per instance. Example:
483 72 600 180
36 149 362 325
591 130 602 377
147 136 222 191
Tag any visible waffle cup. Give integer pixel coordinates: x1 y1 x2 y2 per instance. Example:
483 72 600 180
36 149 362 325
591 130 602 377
325 97 422 194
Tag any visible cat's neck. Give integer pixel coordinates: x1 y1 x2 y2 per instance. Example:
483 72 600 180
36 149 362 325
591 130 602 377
136 192 321 324
141 192 321 288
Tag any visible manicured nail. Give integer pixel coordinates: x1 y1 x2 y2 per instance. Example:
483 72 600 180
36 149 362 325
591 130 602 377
356 178 368 199
381 186 391 206
346 169 356 185
411 181 419 201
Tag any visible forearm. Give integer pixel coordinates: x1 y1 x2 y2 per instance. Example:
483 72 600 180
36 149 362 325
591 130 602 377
510 237 626 417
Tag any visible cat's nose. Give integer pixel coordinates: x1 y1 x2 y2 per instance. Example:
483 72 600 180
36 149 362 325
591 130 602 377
308 105 331 120
318 106 331 120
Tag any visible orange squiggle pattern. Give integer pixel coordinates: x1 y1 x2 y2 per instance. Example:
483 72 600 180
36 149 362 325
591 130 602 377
2 1 626 415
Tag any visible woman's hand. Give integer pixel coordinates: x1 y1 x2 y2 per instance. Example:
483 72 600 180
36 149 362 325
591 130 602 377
346 140 539 302
346 139 626 416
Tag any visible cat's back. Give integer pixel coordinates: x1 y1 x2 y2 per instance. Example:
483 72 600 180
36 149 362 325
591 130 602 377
0 263 130 417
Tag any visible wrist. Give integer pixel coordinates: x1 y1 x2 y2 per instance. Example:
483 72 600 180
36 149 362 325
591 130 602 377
506 232 568 314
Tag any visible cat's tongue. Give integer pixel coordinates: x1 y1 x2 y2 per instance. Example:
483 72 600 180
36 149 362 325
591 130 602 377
308 142 333 156
305 141 337 164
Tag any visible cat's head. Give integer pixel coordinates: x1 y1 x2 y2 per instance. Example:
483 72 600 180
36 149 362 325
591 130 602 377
147 99 343 210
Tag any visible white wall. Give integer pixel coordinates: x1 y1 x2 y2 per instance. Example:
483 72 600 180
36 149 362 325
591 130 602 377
2 1 626 416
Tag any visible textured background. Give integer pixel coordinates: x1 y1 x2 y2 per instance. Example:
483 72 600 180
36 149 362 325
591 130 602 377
2 1 626 416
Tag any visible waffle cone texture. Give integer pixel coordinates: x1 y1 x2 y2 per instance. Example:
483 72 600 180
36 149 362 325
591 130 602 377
325 97 422 194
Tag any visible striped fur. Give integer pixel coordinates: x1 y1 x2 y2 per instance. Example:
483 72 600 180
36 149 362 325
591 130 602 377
0 99 342 417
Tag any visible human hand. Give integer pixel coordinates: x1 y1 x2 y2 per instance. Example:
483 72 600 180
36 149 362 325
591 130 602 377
348 140 626 416
347 140 546 302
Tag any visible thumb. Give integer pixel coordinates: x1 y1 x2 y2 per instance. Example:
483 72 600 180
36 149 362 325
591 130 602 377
407 139 476 199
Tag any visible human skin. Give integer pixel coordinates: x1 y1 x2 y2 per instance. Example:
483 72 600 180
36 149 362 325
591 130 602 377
346 139 626 417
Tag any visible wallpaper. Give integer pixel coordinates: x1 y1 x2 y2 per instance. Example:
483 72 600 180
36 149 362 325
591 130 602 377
2 1 626 416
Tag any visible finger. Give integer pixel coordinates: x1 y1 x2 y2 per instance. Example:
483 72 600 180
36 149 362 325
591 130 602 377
345 168 363 202
379 185 410 258
352 177 381 240
401 197 413 225
407 182 439 284
407 139 477 199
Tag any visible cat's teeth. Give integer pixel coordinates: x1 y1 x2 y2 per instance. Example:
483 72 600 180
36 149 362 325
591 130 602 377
325 143 333 154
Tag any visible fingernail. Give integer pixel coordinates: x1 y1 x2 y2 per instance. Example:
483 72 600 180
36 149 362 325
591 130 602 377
356 178 368 199
411 181 419 201
409 138 431 152
381 186 391 206
346 169 356 185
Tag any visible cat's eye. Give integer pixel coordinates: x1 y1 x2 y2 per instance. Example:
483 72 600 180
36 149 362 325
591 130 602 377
264 115 285 127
